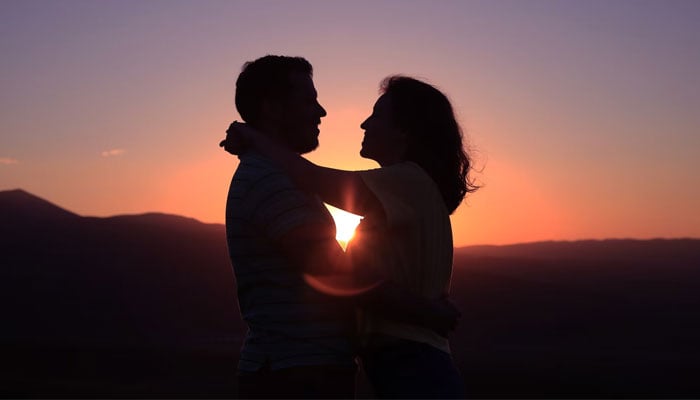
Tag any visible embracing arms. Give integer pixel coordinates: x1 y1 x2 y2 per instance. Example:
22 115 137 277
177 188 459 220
221 121 382 218
221 122 459 335
281 223 459 335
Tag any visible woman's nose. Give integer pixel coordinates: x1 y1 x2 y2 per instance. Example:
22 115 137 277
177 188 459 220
360 117 369 130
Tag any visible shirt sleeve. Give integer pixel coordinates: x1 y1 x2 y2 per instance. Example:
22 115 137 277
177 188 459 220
248 170 332 241
358 163 420 229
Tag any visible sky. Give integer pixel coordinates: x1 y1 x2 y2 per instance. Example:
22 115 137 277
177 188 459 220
2 0 699 246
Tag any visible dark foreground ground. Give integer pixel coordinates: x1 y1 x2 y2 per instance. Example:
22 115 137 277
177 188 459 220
2 190 699 398
4 242 699 399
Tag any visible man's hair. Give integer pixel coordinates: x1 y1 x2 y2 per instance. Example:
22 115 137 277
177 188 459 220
235 55 313 126
381 76 479 213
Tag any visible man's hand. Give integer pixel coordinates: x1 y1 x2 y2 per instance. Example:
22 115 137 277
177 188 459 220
430 296 462 337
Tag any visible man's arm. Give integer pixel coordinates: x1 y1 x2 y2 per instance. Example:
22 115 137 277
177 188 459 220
277 221 353 276
223 121 382 218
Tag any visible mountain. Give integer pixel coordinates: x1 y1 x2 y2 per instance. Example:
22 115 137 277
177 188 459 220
1 189 699 397
0 190 243 396
1 189 238 342
457 238 700 264
0 189 79 224
451 240 700 398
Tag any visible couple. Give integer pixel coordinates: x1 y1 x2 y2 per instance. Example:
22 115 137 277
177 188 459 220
220 55 477 399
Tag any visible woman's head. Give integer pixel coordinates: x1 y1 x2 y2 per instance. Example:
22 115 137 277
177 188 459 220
360 93 406 165
360 76 478 213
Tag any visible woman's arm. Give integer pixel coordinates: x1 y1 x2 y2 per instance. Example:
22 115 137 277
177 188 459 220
222 121 381 217
303 273 460 337
356 282 461 337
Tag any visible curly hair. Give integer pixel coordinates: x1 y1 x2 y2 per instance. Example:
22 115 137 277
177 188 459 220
381 76 478 213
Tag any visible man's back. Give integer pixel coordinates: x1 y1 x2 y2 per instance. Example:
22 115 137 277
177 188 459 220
226 152 356 372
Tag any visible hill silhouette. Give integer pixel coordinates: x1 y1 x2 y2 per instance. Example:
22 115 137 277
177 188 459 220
1 189 699 397
0 190 241 396
451 242 700 398
0 189 79 224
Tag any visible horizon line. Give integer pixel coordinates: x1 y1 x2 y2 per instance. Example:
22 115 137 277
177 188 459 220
3 188 699 248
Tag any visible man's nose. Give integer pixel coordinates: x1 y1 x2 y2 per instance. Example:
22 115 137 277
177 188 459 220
318 103 327 118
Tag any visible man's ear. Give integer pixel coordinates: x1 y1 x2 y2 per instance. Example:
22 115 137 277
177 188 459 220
399 130 410 158
261 99 284 123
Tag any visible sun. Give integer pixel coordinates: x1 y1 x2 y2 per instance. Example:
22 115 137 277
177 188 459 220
324 204 363 250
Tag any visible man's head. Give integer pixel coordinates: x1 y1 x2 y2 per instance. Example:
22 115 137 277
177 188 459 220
235 55 326 154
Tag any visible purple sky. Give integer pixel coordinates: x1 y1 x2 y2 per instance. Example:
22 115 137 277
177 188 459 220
2 0 699 245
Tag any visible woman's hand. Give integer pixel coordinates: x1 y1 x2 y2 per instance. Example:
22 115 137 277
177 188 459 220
219 121 258 155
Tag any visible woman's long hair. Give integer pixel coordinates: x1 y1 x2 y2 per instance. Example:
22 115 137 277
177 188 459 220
381 76 478 213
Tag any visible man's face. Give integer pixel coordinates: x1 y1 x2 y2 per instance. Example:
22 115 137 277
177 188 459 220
275 72 327 154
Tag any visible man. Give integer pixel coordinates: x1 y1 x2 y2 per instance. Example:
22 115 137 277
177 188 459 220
223 55 357 398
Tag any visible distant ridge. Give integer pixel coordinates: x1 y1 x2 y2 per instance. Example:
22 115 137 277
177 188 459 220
0 189 212 228
2 189 697 250
0 188 79 222
101 212 213 230
0 188 234 347
456 238 700 262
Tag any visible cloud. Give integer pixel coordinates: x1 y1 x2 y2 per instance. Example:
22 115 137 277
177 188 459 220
0 157 19 165
101 148 125 157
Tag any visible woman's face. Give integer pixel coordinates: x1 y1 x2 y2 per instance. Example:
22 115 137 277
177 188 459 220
360 95 406 166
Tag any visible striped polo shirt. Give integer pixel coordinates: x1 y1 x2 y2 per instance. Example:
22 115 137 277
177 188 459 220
226 152 356 372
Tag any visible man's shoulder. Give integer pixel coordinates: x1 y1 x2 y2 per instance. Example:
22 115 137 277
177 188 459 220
231 152 324 213
237 152 276 173
234 153 289 184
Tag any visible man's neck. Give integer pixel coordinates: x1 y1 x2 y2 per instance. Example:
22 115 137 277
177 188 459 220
253 122 300 155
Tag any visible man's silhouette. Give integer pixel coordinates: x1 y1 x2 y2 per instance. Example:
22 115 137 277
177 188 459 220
225 55 356 398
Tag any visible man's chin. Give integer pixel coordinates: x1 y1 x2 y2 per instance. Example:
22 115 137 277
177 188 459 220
296 139 319 154
298 145 318 154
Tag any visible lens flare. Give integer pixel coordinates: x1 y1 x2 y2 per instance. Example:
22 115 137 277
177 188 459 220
303 273 383 297
325 204 362 250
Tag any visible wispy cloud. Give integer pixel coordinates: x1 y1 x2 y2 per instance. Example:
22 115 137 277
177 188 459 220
0 157 19 165
101 148 125 157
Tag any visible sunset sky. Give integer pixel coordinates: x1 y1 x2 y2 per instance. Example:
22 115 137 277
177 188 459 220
2 0 699 246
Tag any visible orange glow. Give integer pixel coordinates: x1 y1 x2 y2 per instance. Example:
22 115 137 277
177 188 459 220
450 157 571 246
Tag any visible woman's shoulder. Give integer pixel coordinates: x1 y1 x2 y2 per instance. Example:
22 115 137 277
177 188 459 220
375 162 437 192
360 162 444 216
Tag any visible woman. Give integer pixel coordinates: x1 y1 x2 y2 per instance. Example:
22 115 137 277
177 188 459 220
224 76 477 398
